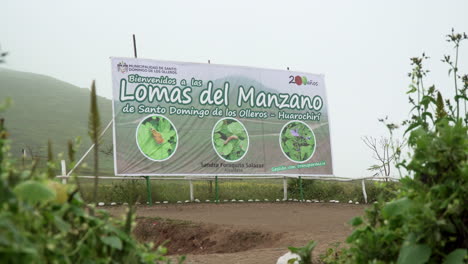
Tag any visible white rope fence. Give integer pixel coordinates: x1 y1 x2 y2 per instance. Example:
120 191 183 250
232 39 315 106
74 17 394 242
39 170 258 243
57 160 398 205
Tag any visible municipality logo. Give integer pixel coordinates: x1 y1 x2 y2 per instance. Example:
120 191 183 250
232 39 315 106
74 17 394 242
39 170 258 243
117 61 128 73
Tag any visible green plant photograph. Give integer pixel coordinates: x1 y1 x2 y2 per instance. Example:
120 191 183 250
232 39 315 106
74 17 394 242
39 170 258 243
212 118 249 161
136 115 178 161
280 121 315 162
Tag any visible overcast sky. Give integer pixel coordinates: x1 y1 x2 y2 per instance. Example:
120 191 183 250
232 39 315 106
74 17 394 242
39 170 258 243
1 0 467 178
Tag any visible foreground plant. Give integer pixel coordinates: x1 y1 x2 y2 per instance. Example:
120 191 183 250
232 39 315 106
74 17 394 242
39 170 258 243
0 84 178 262
287 29 467 264
319 29 468 264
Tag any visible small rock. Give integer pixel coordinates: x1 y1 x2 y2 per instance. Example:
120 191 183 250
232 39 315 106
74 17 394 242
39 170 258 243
264 199 269 202
195 199 200 203
348 200 353 204
98 202 105 206
123 202 129 206
224 200 229 202
306 200 312 203
239 200 244 202
163 201 169 204
255 199 260 202
248 199 253 202
355 201 359 205
185 200 190 203
110 202 117 206
329 200 335 203
293 199 298 202
231 199 236 202
276 199 281 202
288 198 293 201
135 202 141 205
205 200 210 202
335 200 340 203
320 200 325 203
277 252 301 264
155 201 160 204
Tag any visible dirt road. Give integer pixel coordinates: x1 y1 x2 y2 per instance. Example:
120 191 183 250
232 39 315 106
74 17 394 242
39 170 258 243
106 202 366 264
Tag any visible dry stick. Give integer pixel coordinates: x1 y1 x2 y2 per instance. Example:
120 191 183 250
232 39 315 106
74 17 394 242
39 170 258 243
89 80 101 213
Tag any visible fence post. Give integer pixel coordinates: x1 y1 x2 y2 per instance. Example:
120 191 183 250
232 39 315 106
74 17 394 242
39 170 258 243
299 176 304 201
189 179 194 202
61 160 67 184
361 179 368 204
283 177 288 201
215 176 219 204
145 176 153 205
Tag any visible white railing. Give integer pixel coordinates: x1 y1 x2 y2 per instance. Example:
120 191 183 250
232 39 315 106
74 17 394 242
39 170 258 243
57 160 399 204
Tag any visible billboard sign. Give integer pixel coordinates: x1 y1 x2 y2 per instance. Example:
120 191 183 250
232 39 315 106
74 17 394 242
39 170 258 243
111 58 333 176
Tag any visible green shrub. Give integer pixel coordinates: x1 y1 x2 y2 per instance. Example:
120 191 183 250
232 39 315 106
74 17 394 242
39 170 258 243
319 29 468 264
0 82 177 263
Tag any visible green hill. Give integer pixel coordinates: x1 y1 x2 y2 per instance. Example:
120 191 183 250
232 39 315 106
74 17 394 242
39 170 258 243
0 67 114 174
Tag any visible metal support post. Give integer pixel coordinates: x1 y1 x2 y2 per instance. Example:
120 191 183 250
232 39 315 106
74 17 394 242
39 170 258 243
189 179 194 202
283 177 288 201
145 176 152 205
215 176 219 204
299 176 304 202
362 179 368 204
61 160 67 184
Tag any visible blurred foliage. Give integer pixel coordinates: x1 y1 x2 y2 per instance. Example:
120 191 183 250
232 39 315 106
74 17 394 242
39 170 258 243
318 29 468 264
0 93 178 263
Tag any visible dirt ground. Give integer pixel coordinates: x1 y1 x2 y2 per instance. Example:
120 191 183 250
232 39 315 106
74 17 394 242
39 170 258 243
106 202 367 264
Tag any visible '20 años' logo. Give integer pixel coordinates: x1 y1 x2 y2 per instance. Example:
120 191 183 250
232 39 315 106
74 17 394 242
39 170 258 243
289 75 318 86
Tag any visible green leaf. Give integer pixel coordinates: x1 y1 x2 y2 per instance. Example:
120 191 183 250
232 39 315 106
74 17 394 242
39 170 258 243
285 140 294 151
215 138 225 147
222 142 233 156
100 236 122 250
54 215 71 233
13 180 56 203
214 122 223 132
443 249 467 264
300 146 311 160
404 122 421 135
228 122 244 135
420 95 436 108
158 118 171 133
382 197 412 218
161 130 176 141
349 217 363 227
397 244 431 264
422 112 433 121
407 84 417 94
239 140 248 151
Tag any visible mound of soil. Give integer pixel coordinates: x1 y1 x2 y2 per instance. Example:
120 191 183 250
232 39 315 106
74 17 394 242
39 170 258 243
134 217 283 255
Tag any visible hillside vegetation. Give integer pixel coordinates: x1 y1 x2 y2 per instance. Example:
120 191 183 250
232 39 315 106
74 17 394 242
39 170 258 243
0 68 114 174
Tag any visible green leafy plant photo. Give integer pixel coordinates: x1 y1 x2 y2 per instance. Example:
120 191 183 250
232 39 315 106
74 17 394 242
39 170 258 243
280 121 315 162
212 118 249 161
137 115 178 161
